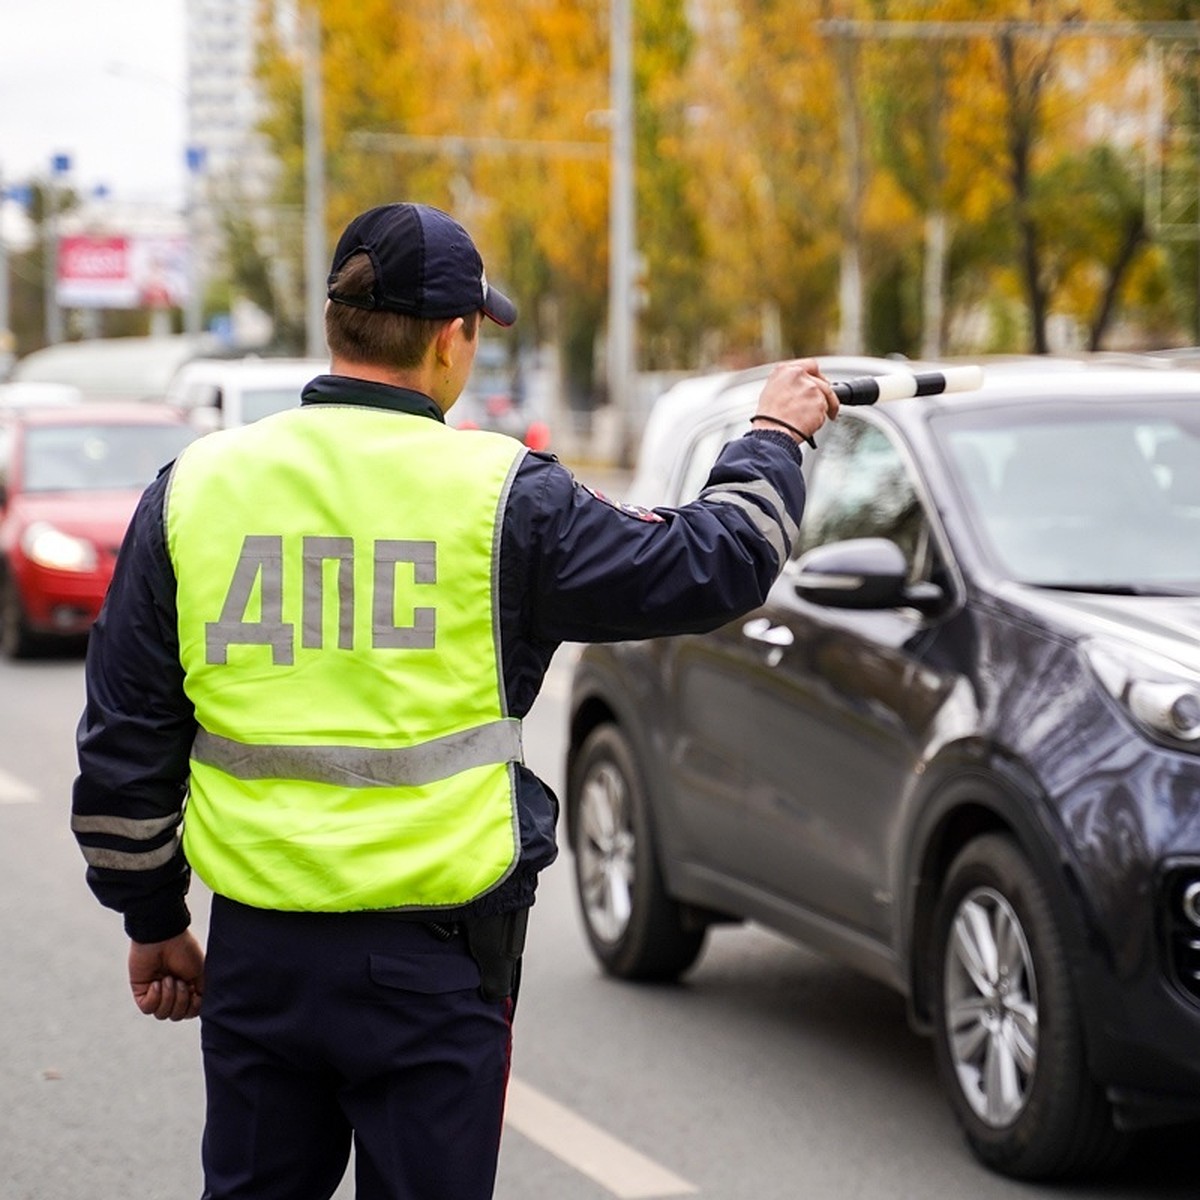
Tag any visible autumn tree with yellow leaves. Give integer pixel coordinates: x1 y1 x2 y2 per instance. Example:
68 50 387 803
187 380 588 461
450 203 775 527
246 0 1199 393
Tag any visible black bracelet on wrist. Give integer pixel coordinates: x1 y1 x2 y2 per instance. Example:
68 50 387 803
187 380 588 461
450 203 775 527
750 415 817 449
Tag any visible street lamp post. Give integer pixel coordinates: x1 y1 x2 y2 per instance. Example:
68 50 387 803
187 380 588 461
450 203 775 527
608 0 636 466
0 168 9 360
185 145 207 336
0 180 32 371
44 152 70 346
302 5 327 359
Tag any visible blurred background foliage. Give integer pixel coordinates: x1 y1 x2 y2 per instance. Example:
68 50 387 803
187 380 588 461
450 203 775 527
247 0 1200 403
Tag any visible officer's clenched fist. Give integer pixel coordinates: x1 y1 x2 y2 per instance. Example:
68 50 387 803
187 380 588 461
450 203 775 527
750 358 839 445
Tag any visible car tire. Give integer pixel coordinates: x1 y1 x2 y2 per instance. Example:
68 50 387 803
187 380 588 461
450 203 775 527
930 833 1127 1180
569 724 706 981
0 570 36 660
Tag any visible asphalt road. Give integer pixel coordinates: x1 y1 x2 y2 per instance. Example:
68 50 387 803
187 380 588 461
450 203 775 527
1 462 1197 1198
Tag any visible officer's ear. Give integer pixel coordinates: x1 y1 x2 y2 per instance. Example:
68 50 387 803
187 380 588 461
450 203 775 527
433 317 464 368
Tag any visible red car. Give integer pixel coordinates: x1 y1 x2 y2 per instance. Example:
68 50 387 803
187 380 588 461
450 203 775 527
0 403 198 658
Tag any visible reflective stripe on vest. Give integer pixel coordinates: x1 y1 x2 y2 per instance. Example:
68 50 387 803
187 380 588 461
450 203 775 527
191 718 523 787
165 405 527 912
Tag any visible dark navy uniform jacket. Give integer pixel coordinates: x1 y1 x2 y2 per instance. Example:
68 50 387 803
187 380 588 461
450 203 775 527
72 374 806 944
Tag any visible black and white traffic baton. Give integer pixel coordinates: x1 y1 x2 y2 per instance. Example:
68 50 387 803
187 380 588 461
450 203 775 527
831 364 984 406
754 365 985 447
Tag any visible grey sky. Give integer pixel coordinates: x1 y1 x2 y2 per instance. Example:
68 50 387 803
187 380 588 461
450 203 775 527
1 0 187 206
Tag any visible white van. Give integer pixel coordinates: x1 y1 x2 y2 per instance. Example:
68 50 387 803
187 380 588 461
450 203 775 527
12 334 218 403
164 356 327 431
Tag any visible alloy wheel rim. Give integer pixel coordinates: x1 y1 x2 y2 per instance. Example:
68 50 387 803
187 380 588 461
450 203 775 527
944 886 1039 1127
577 761 636 944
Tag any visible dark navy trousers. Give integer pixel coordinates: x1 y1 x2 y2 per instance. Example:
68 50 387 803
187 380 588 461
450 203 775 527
200 896 515 1200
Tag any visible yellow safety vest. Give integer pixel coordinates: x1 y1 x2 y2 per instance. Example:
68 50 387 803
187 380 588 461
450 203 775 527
165 403 527 912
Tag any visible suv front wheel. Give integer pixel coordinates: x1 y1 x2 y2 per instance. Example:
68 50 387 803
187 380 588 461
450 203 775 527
930 833 1126 1180
569 724 705 981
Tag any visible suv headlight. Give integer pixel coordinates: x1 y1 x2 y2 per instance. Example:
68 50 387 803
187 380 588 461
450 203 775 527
1085 639 1200 748
20 521 98 572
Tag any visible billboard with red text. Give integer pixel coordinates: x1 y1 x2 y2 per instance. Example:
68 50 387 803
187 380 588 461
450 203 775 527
57 235 190 310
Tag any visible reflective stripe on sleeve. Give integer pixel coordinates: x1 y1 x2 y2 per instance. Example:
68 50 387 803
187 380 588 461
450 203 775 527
192 717 524 788
78 835 182 872
699 478 798 565
71 812 180 840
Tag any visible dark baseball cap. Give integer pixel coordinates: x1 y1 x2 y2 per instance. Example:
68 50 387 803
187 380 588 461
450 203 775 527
326 202 516 327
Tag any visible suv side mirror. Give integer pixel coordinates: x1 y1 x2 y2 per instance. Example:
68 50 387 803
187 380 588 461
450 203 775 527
792 537 944 614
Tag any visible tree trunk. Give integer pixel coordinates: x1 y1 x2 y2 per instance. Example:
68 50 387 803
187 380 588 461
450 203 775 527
1088 216 1148 351
999 31 1053 355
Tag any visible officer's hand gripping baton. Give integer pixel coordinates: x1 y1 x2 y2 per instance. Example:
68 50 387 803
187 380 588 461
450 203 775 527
769 364 984 449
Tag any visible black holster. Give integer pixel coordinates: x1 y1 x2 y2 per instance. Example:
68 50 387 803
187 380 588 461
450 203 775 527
458 907 530 1003
462 908 529 1004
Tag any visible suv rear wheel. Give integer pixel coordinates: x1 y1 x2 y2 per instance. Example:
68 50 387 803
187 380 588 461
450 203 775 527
930 833 1126 1180
569 724 705 981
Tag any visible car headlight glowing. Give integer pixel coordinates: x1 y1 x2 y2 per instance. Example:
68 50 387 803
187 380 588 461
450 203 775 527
21 521 98 572
1085 639 1200 747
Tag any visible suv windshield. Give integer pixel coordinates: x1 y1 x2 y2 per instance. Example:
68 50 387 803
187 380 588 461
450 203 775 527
934 399 1200 592
22 423 196 493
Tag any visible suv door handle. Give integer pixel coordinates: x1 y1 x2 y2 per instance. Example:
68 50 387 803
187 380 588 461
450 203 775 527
742 617 794 647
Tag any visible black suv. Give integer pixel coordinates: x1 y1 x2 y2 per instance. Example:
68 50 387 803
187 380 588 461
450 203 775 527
565 358 1200 1181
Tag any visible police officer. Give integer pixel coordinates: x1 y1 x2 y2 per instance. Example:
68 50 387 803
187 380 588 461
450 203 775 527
72 201 837 1200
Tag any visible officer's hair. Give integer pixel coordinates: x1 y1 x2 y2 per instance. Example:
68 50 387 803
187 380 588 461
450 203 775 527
325 252 479 367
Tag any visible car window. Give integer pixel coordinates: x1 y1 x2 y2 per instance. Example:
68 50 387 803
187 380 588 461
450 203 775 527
673 418 749 502
22 424 197 492
936 403 1200 589
797 415 938 583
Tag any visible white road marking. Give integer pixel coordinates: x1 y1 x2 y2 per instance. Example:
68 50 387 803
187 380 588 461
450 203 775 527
505 1077 698 1198
537 668 570 704
537 644 583 704
0 768 37 805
